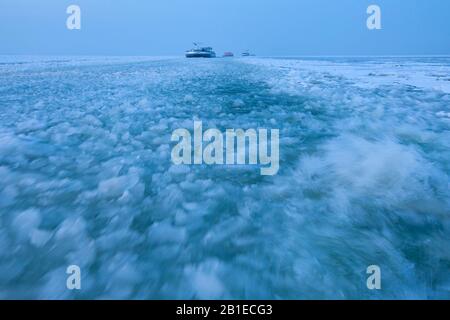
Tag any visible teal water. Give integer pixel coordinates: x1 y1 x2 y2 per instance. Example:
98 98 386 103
0 56 449 299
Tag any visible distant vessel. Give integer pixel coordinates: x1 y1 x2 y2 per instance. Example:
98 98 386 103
186 43 216 58
242 50 255 57
223 52 234 57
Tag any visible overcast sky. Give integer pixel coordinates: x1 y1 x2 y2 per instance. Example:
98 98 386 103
0 0 449 56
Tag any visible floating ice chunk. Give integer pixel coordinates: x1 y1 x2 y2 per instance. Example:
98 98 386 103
30 229 52 247
12 208 41 240
0 185 18 207
203 218 246 245
152 122 169 132
174 210 188 226
233 99 245 107
130 182 145 199
97 175 139 199
0 166 12 179
138 98 150 108
55 217 86 241
436 111 450 118
99 254 141 299
155 144 170 160
0 133 22 155
98 158 124 180
148 221 187 244
84 115 102 127
33 100 45 108
168 165 191 176
185 260 225 299
184 94 194 103
17 119 44 132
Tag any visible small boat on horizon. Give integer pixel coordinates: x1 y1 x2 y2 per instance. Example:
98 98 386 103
242 50 255 57
223 52 234 57
186 43 216 58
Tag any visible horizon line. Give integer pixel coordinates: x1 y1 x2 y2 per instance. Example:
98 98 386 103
1 54 450 58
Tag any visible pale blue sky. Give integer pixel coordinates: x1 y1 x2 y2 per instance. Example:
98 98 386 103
0 0 449 56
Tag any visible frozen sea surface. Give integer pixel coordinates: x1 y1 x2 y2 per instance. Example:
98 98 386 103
0 56 449 299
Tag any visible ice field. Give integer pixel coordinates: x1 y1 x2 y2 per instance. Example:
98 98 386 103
0 56 449 299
